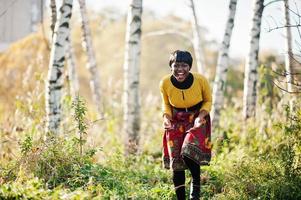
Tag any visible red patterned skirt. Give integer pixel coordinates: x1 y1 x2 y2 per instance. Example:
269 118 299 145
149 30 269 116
162 110 212 171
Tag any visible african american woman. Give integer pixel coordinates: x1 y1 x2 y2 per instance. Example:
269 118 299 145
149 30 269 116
160 50 212 200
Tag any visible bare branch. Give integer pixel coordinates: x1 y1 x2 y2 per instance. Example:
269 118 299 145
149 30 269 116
264 0 284 8
286 1 301 18
271 69 301 76
142 29 192 43
265 73 301 87
272 80 301 93
267 24 301 32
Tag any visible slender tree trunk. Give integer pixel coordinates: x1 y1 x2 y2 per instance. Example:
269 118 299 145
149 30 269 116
189 0 206 75
243 0 264 120
78 0 102 117
50 0 57 38
123 0 142 154
66 34 79 99
46 0 73 135
284 0 294 111
211 0 237 129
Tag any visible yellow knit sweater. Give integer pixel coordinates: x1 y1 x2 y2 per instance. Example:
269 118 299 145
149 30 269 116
159 72 212 117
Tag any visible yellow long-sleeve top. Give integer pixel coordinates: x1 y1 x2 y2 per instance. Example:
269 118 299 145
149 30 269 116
159 72 212 117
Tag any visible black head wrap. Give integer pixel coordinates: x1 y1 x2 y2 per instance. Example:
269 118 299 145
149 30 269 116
169 50 193 68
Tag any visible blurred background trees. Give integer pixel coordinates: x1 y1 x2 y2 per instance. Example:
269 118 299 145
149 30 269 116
0 0 300 199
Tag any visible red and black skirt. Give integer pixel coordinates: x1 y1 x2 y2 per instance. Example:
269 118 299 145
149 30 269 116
162 109 212 171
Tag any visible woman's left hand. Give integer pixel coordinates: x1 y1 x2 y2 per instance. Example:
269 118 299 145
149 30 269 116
188 110 208 132
189 116 206 131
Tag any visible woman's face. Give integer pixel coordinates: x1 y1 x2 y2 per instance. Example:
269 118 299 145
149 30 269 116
171 62 190 82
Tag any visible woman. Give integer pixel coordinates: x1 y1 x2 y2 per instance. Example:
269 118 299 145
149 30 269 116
160 50 212 200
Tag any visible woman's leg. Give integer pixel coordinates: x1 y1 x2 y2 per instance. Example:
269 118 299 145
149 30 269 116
172 170 185 200
183 156 200 200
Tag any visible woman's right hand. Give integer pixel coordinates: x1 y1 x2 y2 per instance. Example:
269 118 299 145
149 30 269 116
163 114 172 129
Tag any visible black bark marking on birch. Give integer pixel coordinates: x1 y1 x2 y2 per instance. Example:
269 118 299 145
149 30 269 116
65 3 72 8
132 28 141 35
53 64 62 69
57 56 65 63
56 69 63 79
222 52 228 57
132 16 141 23
55 42 63 47
60 22 69 29
54 85 63 90
66 13 72 19
129 40 138 45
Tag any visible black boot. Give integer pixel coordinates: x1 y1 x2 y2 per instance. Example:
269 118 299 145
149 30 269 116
183 156 200 200
173 170 186 200
189 182 200 200
175 184 186 200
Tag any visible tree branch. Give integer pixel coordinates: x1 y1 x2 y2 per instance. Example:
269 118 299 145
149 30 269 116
264 0 284 8
142 29 192 43
272 80 301 93
271 69 301 77
267 24 301 32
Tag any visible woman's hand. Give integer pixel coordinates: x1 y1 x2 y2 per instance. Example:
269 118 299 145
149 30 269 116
188 110 208 131
163 114 172 129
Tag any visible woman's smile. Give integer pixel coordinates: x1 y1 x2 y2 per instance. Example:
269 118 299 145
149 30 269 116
174 71 187 81
172 62 190 82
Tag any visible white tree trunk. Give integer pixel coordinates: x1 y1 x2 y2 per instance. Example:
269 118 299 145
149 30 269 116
123 0 142 154
46 0 73 134
189 0 206 75
243 0 264 120
66 34 79 98
284 0 294 110
211 0 237 129
78 0 102 117
50 0 57 38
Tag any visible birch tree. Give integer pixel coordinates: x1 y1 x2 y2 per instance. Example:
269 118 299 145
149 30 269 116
78 0 102 117
50 0 57 38
123 0 142 154
284 0 294 110
211 0 238 129
50 0 78 99
188 0 206 75
66 34 79 99
243 0 264 120
46 0 73 135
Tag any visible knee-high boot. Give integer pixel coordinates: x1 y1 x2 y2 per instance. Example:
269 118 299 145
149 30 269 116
189 182 200 200
173 170 186 200
183 156 200 200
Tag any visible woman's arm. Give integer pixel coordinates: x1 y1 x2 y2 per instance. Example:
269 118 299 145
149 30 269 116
199 77 212 114
160 80 172 128
160 80 172 118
